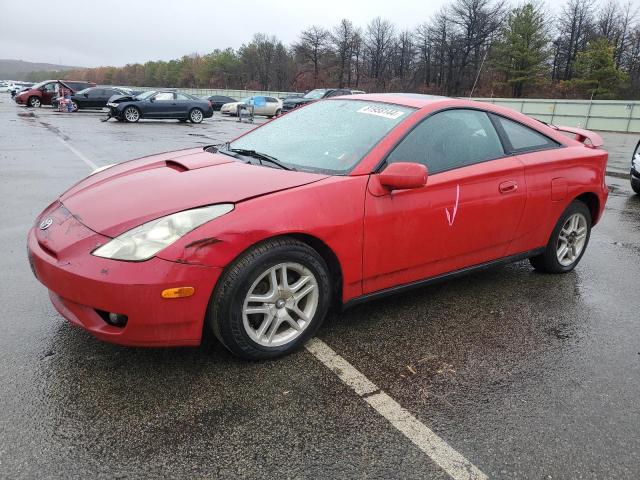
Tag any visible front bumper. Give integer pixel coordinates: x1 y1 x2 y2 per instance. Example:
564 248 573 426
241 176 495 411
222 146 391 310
15 95 27 105
27 214 222 347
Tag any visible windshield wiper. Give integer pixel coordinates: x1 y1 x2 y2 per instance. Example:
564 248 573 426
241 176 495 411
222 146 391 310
228 148 294 171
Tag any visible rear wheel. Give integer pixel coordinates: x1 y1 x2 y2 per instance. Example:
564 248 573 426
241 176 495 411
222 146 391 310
189 108 204 123
71 101 78 112
530 200 591 273
208 238 331 360
28 96 41 108
123 106 140 123
632 176 640 195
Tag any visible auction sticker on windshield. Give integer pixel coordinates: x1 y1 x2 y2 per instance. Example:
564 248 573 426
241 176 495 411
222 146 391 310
357 105 405 120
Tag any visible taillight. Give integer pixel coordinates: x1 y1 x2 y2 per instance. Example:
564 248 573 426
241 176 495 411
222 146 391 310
208 101 212 108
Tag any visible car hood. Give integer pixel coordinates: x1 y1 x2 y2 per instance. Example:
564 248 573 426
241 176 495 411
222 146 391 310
59 147 329 237
108 94 135 103
283 98 312 106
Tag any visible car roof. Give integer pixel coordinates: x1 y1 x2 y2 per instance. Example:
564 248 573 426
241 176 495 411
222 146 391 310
347 93 451 108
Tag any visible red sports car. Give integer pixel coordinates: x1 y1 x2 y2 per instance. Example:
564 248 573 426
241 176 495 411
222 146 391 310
28 94 609 359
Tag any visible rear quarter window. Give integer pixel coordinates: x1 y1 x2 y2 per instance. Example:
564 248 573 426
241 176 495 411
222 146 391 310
491 114 560 153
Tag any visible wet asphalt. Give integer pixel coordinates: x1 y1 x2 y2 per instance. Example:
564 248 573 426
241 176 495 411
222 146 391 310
0 95 639 479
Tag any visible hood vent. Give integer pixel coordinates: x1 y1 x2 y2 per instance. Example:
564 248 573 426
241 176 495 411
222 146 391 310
165 160 189 172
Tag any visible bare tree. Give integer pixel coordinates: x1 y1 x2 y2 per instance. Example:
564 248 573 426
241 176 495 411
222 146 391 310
364 17 396 89
294 26 331 87
448 0 506 95
332 19 355 87
554 0 596 80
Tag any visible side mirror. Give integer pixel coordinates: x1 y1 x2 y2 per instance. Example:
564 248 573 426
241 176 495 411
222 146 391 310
379 162 428 191
149 97 155 102
83 93 89 97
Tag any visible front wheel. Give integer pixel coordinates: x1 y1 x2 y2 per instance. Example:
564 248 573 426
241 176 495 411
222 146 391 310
28 96 41 108
189 108 204 123
631 176 640 195
208 238 331 360
530 200 592 273
123 106 140 123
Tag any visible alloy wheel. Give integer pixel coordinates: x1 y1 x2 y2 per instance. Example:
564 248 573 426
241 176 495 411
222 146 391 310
556 213 588 266
242 262 319 347
124 107 139 122
190 109 203 123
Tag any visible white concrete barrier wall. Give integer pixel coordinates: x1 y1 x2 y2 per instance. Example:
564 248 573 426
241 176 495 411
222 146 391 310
474 98 640 133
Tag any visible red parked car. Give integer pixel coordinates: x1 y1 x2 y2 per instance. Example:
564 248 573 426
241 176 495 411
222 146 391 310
28 94 608 359
15 80 96 108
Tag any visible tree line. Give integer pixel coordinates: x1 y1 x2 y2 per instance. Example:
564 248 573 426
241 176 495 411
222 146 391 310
27 0 640 99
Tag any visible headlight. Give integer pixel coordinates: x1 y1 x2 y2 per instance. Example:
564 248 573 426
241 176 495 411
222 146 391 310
92 204 234 261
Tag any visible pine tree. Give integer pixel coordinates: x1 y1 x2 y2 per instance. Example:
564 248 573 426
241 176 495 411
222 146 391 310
493 3 550 97
571 37 626 97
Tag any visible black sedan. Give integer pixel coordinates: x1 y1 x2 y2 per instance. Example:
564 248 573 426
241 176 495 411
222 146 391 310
281 88 363 112
206 95 237 111
105 90 214 123
52 87 130 111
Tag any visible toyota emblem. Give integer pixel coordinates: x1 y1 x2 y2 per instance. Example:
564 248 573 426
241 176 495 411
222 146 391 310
39 218 53 230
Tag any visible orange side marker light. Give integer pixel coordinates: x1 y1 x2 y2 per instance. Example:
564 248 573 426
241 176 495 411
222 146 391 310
161 287 195 299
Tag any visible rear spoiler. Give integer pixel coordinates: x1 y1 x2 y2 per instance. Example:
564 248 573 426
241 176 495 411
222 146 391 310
549 125 603 149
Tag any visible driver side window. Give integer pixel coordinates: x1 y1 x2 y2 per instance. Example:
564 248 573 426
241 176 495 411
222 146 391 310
386 109 505 174
154 92 174 101
43 83 57 92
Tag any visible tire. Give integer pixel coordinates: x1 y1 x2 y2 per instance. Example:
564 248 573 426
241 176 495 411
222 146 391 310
71 101 78 112
530 200 592 273
275 109 282 117
631 176 640 195
208 238 332 360
189 108 204 123
28 96 41 108
123 106 140 123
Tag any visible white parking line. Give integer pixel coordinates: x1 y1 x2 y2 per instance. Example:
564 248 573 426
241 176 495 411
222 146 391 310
305 338 487 480
54 136 98 170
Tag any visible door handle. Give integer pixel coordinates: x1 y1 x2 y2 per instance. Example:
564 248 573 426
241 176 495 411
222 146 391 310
499 181 518 194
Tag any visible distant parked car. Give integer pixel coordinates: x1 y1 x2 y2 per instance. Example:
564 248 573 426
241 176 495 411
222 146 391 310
631 140 640 194
281 88 364 112
205 95 237 111
281 93 304 101
14 80 96 107
5 82 32 94
105 90 213 123
52 87 131 111
220 96 282 118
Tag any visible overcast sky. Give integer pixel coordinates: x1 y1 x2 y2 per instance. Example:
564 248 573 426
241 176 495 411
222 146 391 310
0 0 625 68
0 0 456 67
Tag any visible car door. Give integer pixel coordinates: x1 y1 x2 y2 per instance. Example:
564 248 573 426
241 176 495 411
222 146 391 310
84 89 103 108
489 113 564 254
175 93 195 117
41 82 58 104
263 97 279 115
145 91 175 117
362 108 527 294
95 89 116 107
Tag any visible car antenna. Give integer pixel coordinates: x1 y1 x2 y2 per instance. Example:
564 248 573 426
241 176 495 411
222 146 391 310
469 44 490 99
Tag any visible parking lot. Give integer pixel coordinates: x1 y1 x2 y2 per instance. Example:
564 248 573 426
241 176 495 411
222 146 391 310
1 94 639 479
